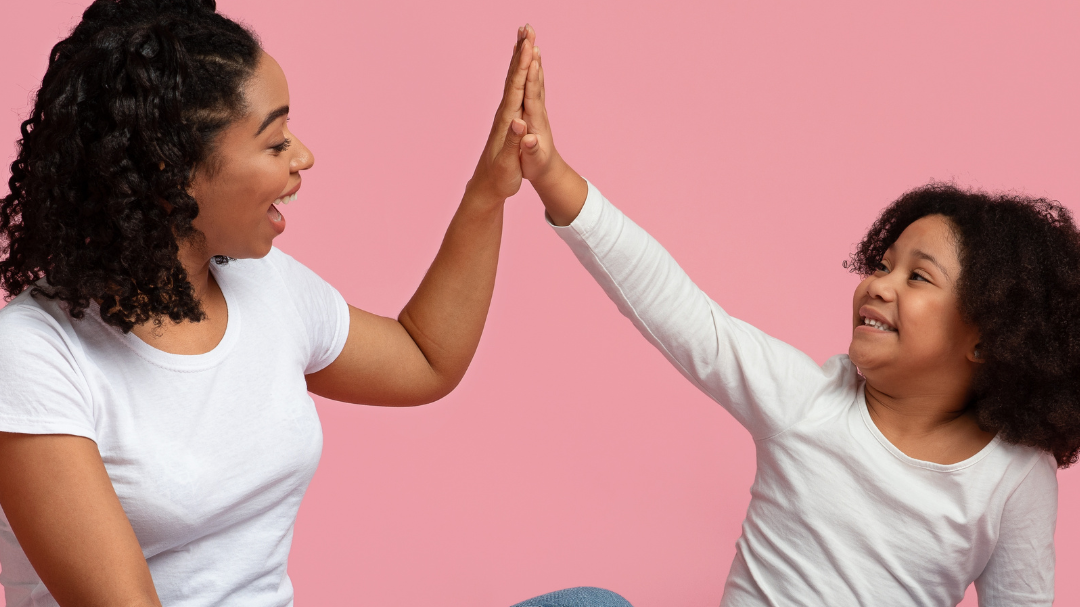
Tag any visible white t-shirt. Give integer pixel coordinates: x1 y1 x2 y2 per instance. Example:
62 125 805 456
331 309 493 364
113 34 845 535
0 248 350 607
551 183 1058 606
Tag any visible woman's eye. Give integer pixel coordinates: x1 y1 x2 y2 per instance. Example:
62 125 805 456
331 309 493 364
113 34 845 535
271 138 292 153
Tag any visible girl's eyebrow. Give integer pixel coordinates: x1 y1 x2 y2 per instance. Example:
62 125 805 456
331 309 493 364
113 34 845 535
254 105 290 137
912 248 950 280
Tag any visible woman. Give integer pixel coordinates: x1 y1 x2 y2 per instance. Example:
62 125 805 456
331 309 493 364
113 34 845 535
0 1 631 605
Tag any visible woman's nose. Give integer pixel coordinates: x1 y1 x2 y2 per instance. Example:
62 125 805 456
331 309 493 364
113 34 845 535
290 137 315 172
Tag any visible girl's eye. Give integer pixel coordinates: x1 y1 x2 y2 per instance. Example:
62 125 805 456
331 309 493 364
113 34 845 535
910 271 928 282
875 262 889 273
271 138 292 153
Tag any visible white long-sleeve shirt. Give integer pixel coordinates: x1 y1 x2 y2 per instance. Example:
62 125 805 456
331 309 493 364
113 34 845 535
551 182 1057 606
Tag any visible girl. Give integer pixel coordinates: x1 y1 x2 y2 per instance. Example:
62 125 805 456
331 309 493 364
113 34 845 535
0 2 632 606
514 30 1079 605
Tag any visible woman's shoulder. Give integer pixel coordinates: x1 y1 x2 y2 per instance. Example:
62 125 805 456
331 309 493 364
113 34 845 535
213 247 320 291
0 288 76 345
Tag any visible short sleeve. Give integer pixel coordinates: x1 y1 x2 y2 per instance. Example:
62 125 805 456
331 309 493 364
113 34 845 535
974 453 1057 606
0 303 97 440
266 249 351 374
549 182 853 439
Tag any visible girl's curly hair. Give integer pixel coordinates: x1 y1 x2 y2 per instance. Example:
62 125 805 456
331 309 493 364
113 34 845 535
849 183 1080 468
0 0 261 332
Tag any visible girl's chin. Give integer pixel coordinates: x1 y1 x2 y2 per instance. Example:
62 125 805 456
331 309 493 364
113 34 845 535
848 342 887 371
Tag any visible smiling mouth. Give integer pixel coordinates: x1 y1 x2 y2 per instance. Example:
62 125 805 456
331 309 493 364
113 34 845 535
861 316 897 332
273 193 297 205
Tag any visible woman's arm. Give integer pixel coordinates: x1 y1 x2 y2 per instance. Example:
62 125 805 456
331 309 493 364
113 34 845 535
0 432 161 607
305 27 536 406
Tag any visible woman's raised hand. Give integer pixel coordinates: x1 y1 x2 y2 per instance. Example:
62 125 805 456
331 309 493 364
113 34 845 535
467 26 536 203
516 26 589 226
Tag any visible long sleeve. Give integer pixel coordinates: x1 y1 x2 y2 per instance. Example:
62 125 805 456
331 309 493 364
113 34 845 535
974 453 1057 607
550 182 851 440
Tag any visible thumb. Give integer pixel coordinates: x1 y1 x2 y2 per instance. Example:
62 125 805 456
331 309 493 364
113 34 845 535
519 132 547 178
521 133 541 156
501 118 526 155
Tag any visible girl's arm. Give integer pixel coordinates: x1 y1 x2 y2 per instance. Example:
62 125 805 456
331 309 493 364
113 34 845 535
517 32 847 438
973 455 1057 607
305 28 536 406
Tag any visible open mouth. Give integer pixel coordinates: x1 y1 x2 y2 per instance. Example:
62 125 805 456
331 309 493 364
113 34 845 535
861 316 897 332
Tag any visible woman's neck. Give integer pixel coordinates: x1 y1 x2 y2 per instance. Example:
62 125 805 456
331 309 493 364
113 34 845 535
177 242 215 301
127 244 227 355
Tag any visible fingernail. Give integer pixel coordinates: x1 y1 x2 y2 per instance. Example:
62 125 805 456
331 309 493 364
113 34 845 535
511 120 525 135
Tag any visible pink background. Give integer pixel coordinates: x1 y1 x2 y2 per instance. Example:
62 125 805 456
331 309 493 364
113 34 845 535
2 1 1078 605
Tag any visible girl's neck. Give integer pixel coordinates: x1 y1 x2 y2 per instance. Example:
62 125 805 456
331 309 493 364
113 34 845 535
863 383 995 464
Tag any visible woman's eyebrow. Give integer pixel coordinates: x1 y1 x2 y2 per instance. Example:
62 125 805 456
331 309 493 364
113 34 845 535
254 105 289 137
913 248 950 280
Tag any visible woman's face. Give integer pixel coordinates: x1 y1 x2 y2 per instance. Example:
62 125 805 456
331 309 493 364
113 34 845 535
187 52 313 260
848 214 981 391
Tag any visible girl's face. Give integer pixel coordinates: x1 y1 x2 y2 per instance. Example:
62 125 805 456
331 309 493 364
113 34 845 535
187 52 314 260
848 214 981 391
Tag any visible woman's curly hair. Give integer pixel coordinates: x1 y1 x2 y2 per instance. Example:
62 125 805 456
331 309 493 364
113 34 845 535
0 0 261 332
849 183 1080 468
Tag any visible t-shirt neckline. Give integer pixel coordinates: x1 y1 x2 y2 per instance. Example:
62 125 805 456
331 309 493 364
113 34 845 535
856 382 1001 472
94 264 242 372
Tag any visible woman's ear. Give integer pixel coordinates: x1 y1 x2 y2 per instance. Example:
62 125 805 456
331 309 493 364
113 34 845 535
969 344 984 364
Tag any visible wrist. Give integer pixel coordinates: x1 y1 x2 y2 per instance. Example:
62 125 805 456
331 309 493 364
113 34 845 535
463 178 510 212
530 156 587 227
529 152 570 198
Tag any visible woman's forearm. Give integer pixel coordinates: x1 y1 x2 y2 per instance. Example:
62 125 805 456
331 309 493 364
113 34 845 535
396 185 505 396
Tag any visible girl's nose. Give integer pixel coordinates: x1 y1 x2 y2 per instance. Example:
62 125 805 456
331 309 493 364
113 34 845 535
866 273 897 301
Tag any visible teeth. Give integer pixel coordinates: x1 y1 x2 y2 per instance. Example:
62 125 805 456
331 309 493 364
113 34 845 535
274 193 298 205
862 317 896 332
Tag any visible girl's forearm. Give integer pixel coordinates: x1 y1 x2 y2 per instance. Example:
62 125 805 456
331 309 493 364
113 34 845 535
396 185 505 395
531 156 589 227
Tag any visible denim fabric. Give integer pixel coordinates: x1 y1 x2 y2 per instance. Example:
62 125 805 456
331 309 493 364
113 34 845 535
510 587 632 607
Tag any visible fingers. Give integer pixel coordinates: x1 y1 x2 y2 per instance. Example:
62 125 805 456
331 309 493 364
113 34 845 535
523 50 545 122
537 47 545 103
501 37 533 117
505 28 526 84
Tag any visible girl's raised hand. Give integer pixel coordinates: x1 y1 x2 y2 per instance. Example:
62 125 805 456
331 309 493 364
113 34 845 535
467 26 536 203
517 26 589 226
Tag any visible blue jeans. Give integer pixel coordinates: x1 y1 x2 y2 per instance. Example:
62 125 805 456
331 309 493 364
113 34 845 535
510 587 632 607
